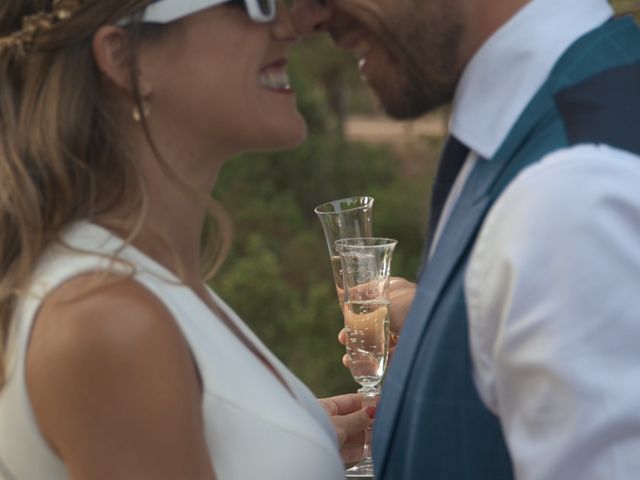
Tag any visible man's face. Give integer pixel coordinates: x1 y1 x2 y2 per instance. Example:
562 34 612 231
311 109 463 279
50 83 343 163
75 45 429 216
292 0 468 119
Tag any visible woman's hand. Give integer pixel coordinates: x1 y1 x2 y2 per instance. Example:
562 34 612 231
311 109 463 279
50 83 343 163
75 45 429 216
339 277 416 367
318 394 376 464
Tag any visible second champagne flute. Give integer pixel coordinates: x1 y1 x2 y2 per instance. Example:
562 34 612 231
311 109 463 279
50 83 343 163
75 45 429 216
335 237 397 478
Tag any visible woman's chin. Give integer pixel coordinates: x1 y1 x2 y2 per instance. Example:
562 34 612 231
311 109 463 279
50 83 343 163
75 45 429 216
256 119 308 152
282 122 309 149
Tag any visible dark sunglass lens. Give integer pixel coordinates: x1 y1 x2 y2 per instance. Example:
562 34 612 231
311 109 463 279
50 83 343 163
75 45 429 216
256 0 274 15
227 0 275 18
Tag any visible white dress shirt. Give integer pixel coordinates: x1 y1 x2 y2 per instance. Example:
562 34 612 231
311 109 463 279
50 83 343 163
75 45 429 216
466 145 640 480
428 0 640 478
430 0 614 256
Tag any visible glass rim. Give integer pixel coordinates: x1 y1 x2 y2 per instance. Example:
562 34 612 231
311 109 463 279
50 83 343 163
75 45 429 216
313 196 374 216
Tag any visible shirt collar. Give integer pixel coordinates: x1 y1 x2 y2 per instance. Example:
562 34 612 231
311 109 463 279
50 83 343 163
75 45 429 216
449 0 614 159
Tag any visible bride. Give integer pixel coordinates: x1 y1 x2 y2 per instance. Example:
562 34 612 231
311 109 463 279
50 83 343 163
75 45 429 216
0 1 373 478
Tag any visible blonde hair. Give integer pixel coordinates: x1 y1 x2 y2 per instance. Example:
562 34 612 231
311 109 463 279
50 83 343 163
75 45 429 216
0 0 232 388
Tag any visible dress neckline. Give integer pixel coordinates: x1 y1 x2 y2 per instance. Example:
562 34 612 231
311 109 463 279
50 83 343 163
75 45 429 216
62 221 301 403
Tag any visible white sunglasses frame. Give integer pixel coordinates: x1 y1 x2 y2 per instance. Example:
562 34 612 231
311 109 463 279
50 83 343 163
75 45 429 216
118 0 276 26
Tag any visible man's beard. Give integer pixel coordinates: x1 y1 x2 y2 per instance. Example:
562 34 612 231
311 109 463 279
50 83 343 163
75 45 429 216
370 3 465 120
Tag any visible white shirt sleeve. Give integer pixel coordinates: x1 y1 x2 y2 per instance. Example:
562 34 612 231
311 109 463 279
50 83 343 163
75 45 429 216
465 144 640 480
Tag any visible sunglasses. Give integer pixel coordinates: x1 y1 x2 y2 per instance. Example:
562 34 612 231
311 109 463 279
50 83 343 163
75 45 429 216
118 0 277 26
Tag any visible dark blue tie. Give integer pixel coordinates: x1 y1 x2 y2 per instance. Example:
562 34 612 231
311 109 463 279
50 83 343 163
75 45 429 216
424 135 470 258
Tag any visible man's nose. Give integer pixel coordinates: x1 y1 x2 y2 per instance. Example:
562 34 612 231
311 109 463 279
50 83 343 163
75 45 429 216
291 0 333 35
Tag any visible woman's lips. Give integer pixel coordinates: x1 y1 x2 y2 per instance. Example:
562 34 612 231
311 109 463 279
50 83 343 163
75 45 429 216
259 58 293 93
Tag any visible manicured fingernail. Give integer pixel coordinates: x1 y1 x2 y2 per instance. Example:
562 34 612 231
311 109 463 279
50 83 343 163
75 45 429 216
366 406 377 419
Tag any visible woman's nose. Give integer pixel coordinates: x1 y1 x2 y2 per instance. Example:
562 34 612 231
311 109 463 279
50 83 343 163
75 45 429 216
272 1 300 42
290 0 333 35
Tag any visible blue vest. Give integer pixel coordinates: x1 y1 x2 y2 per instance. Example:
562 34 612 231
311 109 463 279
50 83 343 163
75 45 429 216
373 16 640 479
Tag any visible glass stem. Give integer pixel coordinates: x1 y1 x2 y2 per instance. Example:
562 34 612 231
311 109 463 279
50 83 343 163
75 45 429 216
359 387 379 465
361 422 373 463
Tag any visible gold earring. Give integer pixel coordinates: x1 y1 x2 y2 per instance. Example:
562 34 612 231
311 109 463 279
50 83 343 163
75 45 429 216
132 100 151 123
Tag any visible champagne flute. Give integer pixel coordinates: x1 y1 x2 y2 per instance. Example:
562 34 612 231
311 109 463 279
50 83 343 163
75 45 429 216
335 237 397 478
314 196 374 305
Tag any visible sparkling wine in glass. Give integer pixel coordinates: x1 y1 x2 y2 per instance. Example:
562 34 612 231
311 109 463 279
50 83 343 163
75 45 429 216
343 298 390 389
335 237 397 478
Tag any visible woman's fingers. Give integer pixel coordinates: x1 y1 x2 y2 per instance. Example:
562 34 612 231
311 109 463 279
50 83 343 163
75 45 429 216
332 407 374 445
320 393 362 416
341 442 365 465
319 394 373 448
344 430 365 446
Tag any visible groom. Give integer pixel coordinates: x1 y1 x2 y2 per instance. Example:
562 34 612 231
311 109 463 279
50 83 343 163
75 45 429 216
293 0 640 478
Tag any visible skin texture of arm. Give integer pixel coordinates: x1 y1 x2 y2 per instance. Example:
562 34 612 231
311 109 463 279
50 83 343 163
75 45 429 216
26 274 217 480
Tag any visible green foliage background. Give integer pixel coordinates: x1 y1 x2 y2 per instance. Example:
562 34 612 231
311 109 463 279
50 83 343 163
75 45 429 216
211 1 637 398
211 41 436 397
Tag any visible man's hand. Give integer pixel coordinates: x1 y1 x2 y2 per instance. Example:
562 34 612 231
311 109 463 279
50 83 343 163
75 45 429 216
318 393 376 464
339 277 416 367
388 276 417 334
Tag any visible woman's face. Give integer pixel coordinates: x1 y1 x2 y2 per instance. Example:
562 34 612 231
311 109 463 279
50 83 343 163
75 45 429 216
139 1 306 159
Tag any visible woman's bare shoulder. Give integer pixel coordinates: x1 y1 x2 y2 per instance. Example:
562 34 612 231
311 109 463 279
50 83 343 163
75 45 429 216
28 272 185 374
25 273 213 478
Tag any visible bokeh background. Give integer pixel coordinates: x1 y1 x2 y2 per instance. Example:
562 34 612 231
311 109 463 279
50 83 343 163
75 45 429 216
211 0 639 398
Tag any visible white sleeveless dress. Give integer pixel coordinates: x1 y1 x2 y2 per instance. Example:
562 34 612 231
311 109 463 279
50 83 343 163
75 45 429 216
0 221 345 479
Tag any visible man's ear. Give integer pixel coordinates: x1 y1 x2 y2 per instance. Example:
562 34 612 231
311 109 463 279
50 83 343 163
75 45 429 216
92 25 153 96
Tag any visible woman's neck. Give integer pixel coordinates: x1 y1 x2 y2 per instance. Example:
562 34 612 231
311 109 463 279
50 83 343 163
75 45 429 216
101 147 225 283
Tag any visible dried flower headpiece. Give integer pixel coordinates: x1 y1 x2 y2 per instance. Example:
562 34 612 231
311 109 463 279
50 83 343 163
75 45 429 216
0 0 83 57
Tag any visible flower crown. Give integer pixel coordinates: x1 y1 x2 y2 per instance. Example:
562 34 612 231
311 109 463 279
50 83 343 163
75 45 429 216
0 0 83 57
